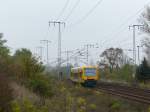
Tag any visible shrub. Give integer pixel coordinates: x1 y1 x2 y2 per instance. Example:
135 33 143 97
77 97 87 112
11 99 49 112
11 101 21 112
0 74 13 112
109 100 121 112
89 104 97 111
27 74 53 98
13 48 45 80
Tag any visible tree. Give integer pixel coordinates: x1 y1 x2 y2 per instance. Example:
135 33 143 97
0 33 14 112
136 57 150 82
0 33 10 57
0 33 10 73
0 74 13 112
139 6 150 35
12 48 45 80
100 48 123 71
28 75 53 100
139 6 150 65
12 49 54 100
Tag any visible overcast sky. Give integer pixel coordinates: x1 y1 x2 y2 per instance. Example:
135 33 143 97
0 0 149 65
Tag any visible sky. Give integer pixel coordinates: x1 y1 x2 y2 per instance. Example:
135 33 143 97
0 0 149 65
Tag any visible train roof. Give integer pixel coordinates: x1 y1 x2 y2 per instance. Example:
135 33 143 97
71 66 97 70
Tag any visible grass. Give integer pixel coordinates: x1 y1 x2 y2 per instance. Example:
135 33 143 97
9 76 149 112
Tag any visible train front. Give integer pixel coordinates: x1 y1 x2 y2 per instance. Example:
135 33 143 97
82 66 99 87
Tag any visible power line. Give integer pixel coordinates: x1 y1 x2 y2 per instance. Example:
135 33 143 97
100 1 150 47
115 38 132 48
97 0 150 48
64 0 81 21
49 49 85 65
56 0 70 20
113 28 143 48
103 28 129 48
101 10 143 46
103 23 141 49
69 0 103 27
103 12 142 46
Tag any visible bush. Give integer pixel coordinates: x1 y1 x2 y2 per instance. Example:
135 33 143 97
136 58 150 81
77 97 87 112
27 74 53 98
102 64 133 82
11 101 21 112
109 100 121 112
11 99 49 112
0 74 13 112
89 104 97 111
12 48 45 80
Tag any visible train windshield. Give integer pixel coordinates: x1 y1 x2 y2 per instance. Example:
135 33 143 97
85 68 96 76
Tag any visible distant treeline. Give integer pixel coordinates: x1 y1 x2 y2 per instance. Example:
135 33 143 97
136 58 150 81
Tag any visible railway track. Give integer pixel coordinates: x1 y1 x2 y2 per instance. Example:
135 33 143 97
96 81 150 105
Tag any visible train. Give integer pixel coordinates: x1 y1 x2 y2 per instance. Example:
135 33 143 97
70 66 100 87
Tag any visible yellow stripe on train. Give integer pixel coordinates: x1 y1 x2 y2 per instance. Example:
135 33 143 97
70 66 100 86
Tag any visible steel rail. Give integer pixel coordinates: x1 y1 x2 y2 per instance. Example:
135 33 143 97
96 82 150 105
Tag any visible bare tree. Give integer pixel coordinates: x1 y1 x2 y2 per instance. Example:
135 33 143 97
139 6 150 65
139 6 150 35
100 48 123 71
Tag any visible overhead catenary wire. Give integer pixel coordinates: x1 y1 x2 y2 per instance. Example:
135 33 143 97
68 0 103 27
65 0 149 54
49 48 86 65
56 0 70 20
64 0 81 21
66 0 150 50
104 27 130 48
100 1 150 49
101 8 145 46
54 0 150 65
